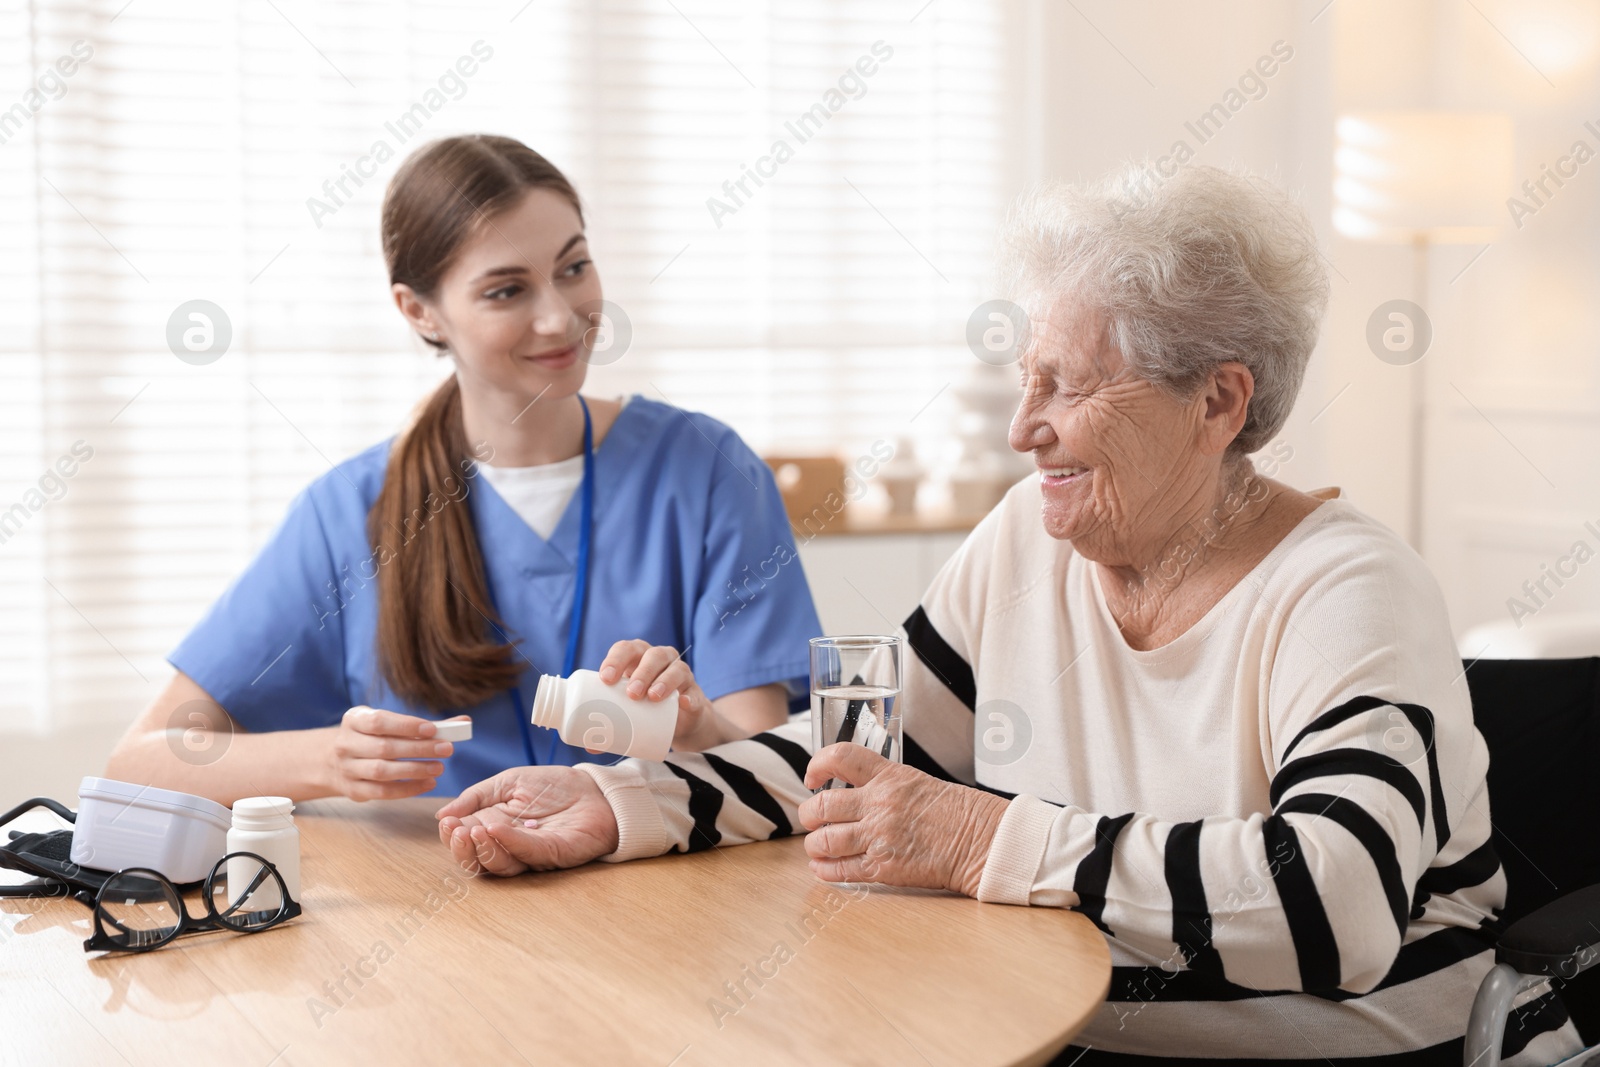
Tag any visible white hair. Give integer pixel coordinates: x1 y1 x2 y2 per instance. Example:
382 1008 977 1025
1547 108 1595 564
999 163 1329 456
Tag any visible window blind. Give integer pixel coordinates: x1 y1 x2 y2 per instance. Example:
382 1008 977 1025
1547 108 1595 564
0 0 1012 731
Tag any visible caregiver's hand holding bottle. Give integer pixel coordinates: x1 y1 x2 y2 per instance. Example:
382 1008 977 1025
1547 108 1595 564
437 640 755 874
594 639 749 753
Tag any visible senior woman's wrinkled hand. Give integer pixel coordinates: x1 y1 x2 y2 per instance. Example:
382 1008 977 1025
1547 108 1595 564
799 743 1011 896
435 767 619 876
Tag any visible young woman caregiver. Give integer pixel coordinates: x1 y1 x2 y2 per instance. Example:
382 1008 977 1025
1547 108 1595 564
105 134 822 804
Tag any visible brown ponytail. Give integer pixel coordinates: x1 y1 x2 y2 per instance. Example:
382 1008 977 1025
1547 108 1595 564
372 135 583 711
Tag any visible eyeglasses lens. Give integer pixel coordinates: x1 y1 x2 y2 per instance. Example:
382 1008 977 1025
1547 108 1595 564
210 853 287 930
99 871 181 949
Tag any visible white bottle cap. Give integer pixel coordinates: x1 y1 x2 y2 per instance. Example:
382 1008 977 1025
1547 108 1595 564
233 796 294 818
231 796 295 831
433 718 472 742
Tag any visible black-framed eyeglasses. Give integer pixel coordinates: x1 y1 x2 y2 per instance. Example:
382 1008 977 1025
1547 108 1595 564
82 850 301 954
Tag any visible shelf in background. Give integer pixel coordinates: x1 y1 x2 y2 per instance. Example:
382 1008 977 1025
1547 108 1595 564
804 508 981 538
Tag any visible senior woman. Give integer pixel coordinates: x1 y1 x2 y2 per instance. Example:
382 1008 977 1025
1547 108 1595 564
434 165 1579 1066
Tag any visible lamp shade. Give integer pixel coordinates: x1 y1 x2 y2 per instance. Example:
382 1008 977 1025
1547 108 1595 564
1333 111 1515 243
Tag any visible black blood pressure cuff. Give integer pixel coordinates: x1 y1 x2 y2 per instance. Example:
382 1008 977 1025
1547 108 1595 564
0 827 112 897
0 797 112 898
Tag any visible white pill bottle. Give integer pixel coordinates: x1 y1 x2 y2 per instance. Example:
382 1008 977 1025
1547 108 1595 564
531 669 678 761
226 796 301 911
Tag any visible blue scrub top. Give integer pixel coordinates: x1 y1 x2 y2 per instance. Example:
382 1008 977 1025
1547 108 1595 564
168 395 823 796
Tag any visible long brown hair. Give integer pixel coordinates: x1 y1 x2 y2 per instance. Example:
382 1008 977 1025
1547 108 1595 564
372 134 584 711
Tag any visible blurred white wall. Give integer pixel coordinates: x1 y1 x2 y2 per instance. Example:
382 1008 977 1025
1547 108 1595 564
1029 0 1600 651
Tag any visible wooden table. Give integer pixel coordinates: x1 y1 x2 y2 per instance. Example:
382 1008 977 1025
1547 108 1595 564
1 798 1109 1066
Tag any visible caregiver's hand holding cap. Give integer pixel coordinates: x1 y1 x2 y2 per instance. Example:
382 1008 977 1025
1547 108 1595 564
323 705 454 801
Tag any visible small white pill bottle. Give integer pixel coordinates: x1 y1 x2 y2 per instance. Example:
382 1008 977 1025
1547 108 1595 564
226 796 301 911
531 669 679 761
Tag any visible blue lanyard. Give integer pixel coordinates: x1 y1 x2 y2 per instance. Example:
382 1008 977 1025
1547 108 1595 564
502 395 594 766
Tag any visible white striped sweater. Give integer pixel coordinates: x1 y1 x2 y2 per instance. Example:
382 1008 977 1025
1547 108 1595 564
577 479 1581 1063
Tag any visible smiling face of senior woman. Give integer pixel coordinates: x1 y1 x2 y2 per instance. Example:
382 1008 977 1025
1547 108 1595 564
1007 297 1256 567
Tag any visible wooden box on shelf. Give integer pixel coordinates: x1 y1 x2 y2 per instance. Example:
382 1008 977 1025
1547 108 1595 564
763 455 847 526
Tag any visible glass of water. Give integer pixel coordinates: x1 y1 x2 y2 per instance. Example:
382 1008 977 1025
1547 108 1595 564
810 635 903 790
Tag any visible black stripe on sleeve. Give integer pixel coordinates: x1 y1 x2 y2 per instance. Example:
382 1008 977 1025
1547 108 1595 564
1276 793 1409 938
903 605 976 712
1269 749 1427 829
1280 696 1450 853
1104 923 1495 1003
1422 739 1448 852
1164 820 1224 977
1376 924 1495 993
1282 695 1390 759
1387 702 1449 854
702 752 791 840
1415 837 1501 901
663 763 725 852
902 733 958 783
1418 836 1500 895
1074 813 1135 935
749 730 811 782
1263 814 1342 991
